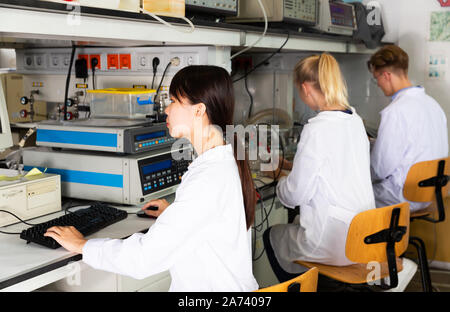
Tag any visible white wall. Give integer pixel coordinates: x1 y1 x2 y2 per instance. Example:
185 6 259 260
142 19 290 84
0 49 16 69
373 0 450 143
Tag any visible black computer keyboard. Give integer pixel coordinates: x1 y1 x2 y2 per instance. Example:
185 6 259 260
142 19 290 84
20 203 128 249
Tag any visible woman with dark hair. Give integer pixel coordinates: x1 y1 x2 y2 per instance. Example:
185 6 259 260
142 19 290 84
44 65 259 292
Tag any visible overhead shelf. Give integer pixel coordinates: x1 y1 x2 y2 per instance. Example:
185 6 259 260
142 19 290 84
0 2 377 54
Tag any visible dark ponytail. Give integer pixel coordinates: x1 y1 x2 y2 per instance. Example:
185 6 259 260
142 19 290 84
170 65 256 229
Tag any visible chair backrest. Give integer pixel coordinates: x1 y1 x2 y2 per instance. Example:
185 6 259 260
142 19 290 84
255 267 319 292
345 202 410 263
403 157 450 202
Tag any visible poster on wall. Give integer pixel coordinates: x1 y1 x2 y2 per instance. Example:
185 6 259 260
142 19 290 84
430 11 450 41
427 53 447 80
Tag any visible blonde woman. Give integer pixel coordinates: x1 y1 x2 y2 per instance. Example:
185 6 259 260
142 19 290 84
263 53 376 284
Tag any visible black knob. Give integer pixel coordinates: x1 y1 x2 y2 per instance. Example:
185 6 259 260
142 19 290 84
20 109 28 118
20 96 29 105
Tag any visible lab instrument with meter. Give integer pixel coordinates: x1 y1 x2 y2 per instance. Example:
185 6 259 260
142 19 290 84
22 146 192 205
36 119 174 154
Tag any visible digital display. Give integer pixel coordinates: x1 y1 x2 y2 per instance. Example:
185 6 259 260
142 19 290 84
330 3 355 28
135 131 166 141
142 160 172 175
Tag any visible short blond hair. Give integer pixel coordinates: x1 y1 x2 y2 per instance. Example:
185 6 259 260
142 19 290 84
294 53 350 109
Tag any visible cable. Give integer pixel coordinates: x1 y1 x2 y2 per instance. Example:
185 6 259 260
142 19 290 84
141 8 195 33
92 67 96 90
230 0 268 60
64 44 77 120
251 126 285 262
0 210 37 226
0 230 21 235
252 126 285 230
154 58 179 103
244 66 254 120
233 32 290 84
253 184 267 233
91 57 98 90
151 57 160 89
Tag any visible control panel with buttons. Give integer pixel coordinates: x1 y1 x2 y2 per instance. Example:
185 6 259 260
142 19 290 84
185 0 238 16
284 0 317 24
138 153 191 196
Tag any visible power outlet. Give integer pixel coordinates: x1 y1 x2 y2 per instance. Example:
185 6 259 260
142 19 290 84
34 54 47 68
137 53 165 71
169 53 199 69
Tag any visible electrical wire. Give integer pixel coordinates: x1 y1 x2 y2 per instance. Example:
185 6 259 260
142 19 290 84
151 72 157 90
0 210 37 226
0 230 21 235
141 8 195 33
244 67 254 120
251 126 285 261
92 65 96 90
151 57 160 90
230 0 268 60
0 209 37 235
233 32 290 84
154 61 172 104
64 44 77 120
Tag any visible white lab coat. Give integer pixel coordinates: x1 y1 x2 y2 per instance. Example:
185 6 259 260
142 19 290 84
82 144 259 292
271 107 375 273
371 87 448 212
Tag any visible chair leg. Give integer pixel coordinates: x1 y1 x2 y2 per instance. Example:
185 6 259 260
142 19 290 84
409 236 433 292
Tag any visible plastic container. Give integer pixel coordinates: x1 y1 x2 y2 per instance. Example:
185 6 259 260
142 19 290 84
118 0 140 12
87 88 156 119
42 0 140 11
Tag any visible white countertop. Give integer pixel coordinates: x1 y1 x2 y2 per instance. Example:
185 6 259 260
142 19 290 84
0 202 165 290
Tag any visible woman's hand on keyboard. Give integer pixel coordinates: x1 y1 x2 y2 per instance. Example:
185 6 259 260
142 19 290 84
44 226 87 254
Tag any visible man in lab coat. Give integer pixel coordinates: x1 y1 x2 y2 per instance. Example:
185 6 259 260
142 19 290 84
368 45 448 212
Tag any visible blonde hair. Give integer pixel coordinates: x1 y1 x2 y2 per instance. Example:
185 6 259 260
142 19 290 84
294 53 350 109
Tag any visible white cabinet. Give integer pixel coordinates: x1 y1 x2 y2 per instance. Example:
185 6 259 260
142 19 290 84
35 261 171 292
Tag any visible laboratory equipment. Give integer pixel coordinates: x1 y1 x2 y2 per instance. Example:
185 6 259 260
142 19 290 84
186 0 238 16
39 0 140 12
20 203 128 249
142 0 185 18
19 90 40 122
0 171 61 227
35 119 174 154
22 146 192 205
87 88 156 119
314 0 357 36
227 0 318 26
0 77 13 152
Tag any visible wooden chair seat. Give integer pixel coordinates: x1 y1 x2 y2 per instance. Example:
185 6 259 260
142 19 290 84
295 258 403 285
256 267 319 292
410 204 435 219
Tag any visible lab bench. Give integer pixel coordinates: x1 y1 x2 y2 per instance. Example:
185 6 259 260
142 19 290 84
0 196 175 292
0 181 288 292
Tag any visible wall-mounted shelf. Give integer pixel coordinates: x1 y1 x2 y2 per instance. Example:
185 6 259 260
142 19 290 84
0 1 378 54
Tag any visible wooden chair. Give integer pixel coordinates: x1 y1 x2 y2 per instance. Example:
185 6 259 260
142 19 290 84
403 157 450 292
256 267 319 292
294 203 410 290
404 157 450 222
